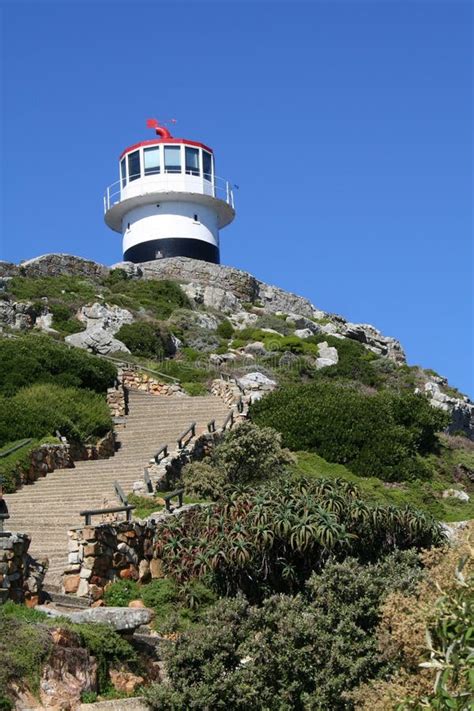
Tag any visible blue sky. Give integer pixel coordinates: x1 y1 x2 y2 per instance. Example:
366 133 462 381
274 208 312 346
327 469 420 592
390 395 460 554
1 1 472 394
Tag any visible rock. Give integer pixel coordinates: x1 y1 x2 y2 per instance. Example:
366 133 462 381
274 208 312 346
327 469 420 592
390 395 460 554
424 381 474 440
40 627 97 710
181 282 240 313
109 261 144 278
66 325 130 355
317 341 339 365
442 489 470 502
244 341 267 356
342 322 405 363
128 599 146 608
42 606 155 631
294 328 313 339
63 574 80 594
0 299 37 330
35 311 57 333
230 311 259 330
77 302 134 334
19 253 108 279
320 322 339 335
285 313 320 333
109 668 145 695
238 372 277 392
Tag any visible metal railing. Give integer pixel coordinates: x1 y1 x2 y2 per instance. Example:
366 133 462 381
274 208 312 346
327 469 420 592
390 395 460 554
79 506 135 526
0 513 10 534
177 422 196 449
0 439 33 459
104 172 235 212
153 444 169 464
163 488 184 512
114 481 128 506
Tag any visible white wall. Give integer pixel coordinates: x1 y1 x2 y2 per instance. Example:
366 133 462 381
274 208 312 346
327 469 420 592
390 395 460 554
122 200 219 253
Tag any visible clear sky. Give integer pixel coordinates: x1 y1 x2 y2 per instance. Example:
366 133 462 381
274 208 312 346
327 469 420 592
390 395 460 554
1 1 472 395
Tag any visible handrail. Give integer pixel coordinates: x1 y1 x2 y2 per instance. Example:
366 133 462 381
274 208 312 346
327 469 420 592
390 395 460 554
114 481 128 506
153 444 168 463
79 505 135 526
104 173 234 213
207 419 216 433
237 397 244 413
0 439 33 459
177 422 196 449
0 513 10 533
101 354 180 384
163 488 184 512
221 410 235 431
143 467 153 493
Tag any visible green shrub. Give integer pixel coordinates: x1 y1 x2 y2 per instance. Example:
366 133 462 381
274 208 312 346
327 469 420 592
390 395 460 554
250 381 449 482
0 384 112 447
181 461 227 500
145 552 423 710
141 578 216 633
154 478 443 598
107 278 189 319
75 623 136 692
102 268 130 287
182 382 208 396
103 579 140 607
7 275 97 303
50 303 85 335
115 321 173 359
0 335 116 396
141 578 179 609
216 319 234 339
213 420 294 486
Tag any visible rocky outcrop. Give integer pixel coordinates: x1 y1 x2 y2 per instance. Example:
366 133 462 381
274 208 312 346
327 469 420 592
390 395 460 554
424 381 474 440
37 605 154 631
341 322 405 363
18 253 109 280
65 302 133 355
0 299 38 330
316 341 339 369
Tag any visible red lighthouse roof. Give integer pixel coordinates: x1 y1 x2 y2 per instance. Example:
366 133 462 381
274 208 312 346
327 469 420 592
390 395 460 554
119 119 213 159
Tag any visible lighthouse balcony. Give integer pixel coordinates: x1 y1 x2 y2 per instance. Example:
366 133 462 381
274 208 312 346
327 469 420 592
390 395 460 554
103 173 235 233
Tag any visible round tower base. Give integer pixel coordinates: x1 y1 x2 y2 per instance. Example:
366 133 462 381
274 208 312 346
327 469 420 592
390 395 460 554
123 238 219 265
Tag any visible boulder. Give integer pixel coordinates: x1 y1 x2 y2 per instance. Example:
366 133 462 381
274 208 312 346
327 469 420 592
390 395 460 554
66 325 130 355
77 302 134 334
230 311 259 330
342 322 405 363
238 372 277 392
294 328 313 339
182 282 240 313
0 299 37 330
36 606 154 631
285 313 320 334
244 341 267 356
442 489 470 502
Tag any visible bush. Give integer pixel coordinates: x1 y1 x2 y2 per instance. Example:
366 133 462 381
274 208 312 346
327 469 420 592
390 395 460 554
75 622 137 692
0 384 112 447
0 335 116 396
213 420 294 486
250 381 449 482
182 382 208 396
216 319 234 339
103 579 140 607
153 478 443 598
49 303 85 335
107 278 189 319
140 578 216 633
115 321 173 359
181 461 227 500
7 275 97 303
145 552 423 710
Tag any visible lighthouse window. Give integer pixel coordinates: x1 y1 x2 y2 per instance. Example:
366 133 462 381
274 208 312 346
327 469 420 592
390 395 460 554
202 150 212 181
185 147 200 176
128 150 141 182
120 158 126 188
144 147 160 175
164 146 181 174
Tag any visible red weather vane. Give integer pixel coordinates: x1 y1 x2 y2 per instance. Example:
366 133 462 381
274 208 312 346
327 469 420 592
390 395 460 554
146 118 177 139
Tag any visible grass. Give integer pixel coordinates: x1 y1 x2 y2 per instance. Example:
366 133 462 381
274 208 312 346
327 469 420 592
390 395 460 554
0 436 59 493
294 450 474 522
129 492 204 519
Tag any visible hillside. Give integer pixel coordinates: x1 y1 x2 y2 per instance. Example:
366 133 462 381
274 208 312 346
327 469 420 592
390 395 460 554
0 252 473 521
0 252 473 709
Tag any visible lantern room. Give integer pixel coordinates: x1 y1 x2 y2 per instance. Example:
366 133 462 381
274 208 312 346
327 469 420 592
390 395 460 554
103 120 235 265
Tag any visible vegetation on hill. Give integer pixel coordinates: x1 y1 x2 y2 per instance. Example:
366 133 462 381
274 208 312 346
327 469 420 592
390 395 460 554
250 380 450 482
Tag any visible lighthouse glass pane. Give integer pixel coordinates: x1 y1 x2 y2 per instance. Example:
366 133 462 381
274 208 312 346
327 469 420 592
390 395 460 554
128 150 141 181
164 146 181 173
203 151 212 181
120 158 126 189
185 147 200 176
144 147 160 175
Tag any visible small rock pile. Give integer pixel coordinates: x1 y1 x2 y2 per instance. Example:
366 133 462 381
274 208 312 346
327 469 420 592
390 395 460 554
0 532 47 605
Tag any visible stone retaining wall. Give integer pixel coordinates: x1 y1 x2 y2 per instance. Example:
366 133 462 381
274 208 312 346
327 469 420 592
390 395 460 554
120 366 184 396
0 532 47 605
64 506 201 599
13 442 73 487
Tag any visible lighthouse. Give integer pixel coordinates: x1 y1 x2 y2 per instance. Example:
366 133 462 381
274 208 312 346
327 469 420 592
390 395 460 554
104 120 235 264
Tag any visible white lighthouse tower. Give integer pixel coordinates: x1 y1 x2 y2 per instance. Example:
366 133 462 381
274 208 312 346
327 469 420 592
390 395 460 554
104 119 235 264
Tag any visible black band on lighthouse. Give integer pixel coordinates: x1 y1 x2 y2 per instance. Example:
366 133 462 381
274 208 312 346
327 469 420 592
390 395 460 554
123 238 220 264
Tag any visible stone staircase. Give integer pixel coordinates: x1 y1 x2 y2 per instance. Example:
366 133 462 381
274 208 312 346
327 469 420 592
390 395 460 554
7 389 230 590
